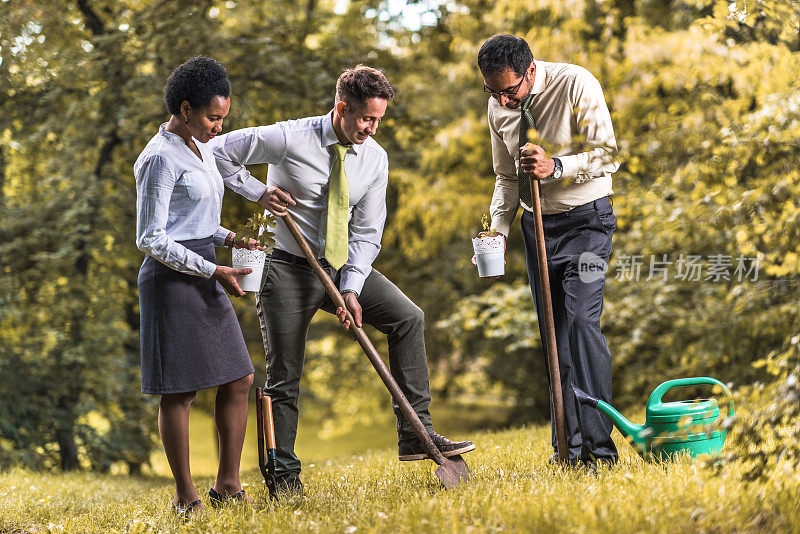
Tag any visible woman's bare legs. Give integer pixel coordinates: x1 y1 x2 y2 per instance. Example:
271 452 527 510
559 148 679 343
213 373 254 497
159 391 204 512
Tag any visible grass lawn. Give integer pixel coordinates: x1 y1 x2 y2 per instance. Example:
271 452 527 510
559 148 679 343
2 413 798 533
147 399 513 478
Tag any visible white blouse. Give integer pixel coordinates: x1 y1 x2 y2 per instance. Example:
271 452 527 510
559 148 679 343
134 123 268 278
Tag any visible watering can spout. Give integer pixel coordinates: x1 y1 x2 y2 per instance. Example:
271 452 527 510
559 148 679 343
573 386 645 442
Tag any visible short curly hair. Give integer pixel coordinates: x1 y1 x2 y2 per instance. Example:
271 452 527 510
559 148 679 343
335 65 395 110
164 56 231 115
477 34 533 78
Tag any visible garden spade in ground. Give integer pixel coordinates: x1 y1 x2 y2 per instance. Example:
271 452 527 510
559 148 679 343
281 211 470 489
255 388 278 499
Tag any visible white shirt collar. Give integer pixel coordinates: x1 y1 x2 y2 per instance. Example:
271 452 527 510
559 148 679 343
530 60 547 96
158 122 185 145
322 110 360 155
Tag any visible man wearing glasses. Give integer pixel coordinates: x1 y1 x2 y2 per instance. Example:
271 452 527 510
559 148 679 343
477 34 620 468
213 65 475 496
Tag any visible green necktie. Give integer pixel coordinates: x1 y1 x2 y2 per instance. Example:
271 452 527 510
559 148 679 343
518 95 535 207
324 143 350 270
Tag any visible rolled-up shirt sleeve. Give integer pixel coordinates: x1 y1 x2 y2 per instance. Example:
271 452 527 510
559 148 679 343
135 155 217 278
488 103 521 238
212 125 288 200
339 158 388 296
212 226 232 246
557 70 620 182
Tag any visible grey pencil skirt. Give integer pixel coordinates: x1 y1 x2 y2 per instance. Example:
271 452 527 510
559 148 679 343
137 237 255 395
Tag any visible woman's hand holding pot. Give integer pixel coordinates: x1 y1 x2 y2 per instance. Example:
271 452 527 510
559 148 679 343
213 265 251 297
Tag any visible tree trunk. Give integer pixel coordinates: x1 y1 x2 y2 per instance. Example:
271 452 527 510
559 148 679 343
0 145 5 205
57 427 80 470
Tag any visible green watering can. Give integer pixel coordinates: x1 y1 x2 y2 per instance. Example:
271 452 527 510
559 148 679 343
574 377 734 460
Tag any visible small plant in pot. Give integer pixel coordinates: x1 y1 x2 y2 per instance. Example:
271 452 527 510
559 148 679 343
472 213 505 278
230 212 277 293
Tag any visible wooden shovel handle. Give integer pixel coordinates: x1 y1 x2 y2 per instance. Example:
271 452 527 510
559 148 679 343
280 212 449 466
255 388 266 465
281 214 350 320
263 395 276 450
530 178 569 464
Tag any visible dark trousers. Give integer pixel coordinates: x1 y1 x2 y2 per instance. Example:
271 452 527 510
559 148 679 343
256 253 434 480
521 196 618 462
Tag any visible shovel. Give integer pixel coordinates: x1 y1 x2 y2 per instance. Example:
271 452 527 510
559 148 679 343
528 176 569 464
281 211 470 489
255 387 278 499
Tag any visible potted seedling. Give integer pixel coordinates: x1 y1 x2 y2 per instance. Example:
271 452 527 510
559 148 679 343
231 211 276 292
472 213 505 278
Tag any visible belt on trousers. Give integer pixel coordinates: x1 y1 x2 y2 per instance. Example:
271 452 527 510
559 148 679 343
543 196 612 219
270 248 333 270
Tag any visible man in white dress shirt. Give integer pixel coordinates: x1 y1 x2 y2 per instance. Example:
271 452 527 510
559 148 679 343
477 34 620 468
214 65 474 495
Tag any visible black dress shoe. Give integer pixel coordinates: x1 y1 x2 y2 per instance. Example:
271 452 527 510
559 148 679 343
547 452 616 470
275 475 304 498
398 432 475 461
208 486 248 508
173 499 203 520
547 452 581 467
580 456 617 473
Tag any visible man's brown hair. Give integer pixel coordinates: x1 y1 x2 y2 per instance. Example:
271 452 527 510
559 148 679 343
335 65 395 109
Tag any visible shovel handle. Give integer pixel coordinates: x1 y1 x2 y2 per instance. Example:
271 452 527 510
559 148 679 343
529 178 569 465
255 388 266 466
257 388 278 498
263 394 276 450
280 212 449 467
280 213 349 315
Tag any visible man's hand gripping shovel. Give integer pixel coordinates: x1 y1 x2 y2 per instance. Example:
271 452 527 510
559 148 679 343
255 387 278 499
281 211 470 489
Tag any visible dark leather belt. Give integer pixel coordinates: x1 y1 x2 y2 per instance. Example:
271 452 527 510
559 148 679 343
544 196 612 218
270 248 332 270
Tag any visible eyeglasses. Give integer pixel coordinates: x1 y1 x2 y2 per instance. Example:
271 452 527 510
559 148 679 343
483 74 527 97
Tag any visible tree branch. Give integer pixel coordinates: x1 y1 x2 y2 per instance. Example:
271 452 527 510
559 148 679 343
306 0 317 25
75 0 106 36
0 145 5 206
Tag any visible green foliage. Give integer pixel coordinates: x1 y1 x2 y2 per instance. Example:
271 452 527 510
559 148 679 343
479 213 500 236
727 330 800 481
0 0 167 471
436 284 550 416
236 211 277 251
302 320 395 440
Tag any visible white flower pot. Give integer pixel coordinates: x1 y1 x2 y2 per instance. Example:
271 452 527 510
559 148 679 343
231 248 266 293
472 235 505 277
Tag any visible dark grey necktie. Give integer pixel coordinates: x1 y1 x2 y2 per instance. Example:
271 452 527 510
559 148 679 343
518 95 535 207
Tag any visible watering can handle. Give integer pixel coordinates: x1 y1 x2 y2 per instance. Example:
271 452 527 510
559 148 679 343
649 377 735 418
